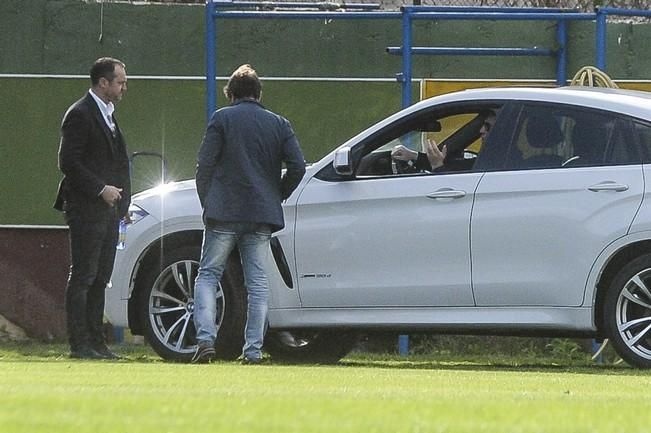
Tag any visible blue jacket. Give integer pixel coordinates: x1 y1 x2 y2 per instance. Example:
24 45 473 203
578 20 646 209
196 99 306 232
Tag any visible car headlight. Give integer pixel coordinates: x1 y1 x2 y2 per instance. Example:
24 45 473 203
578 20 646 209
127 203 149 225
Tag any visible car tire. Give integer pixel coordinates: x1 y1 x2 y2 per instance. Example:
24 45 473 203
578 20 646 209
265 330 358 364
139 244 246 362
604 253 651 368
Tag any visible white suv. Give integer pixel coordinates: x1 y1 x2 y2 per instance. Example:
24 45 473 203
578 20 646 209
108 86 651 367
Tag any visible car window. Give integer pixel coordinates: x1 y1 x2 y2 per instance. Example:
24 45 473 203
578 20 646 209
606 119 639 165
634 121 651 163
355 105 502 178
503 104 638 170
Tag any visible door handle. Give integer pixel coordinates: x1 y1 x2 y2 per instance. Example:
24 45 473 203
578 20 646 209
587 182 629 192
426 189 466 199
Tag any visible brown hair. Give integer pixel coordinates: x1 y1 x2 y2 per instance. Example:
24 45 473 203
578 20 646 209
90 57 125 86
223 64 261 101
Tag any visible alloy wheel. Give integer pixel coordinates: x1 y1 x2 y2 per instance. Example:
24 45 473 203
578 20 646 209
148 259 225 355
615 268 651 360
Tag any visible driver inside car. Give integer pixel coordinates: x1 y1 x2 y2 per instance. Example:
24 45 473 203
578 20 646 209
391 110 496 172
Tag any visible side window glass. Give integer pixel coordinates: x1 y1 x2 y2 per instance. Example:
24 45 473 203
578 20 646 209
567 114 637 167
506 106 566 170
355 106 502 178
355 122 440 177
634 121 651 163
605 119 639 165
504 105 635 170
564 114 612 167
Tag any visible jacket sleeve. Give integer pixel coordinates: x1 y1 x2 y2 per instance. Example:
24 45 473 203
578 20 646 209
195 112 223 208
415 152 431 171
58 107 106 197
280 120 306 200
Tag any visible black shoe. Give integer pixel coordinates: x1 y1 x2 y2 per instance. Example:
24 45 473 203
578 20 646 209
69 347 105 360
191 343 216 364
240 356 266 365
92 344 121 360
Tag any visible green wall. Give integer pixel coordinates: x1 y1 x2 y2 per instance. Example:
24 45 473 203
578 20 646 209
2 0 651 225
1 77 402 224
4 1 651 78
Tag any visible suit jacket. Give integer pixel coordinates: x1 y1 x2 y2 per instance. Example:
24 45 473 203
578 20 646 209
54 92 131 219
195 99 306 232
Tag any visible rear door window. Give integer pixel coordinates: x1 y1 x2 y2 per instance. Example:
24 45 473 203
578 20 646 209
503 104 639 170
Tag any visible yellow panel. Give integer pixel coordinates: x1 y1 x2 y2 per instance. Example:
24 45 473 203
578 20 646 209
421 79 651 100
421 79 555 100
617 82 651 92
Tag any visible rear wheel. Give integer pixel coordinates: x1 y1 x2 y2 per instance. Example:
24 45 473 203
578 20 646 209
604 253 651 368
139 245 246 362
265 330 358 364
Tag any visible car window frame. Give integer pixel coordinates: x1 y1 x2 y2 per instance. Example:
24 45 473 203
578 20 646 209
633 119 651 164
315 100 508 182
490 101 643 173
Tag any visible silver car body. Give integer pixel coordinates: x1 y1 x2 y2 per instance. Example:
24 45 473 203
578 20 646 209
107 86 651 361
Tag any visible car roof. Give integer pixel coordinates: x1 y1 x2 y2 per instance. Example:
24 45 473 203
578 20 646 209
418 86 651 120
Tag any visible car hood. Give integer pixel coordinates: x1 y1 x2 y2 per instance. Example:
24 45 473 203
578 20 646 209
131 164 316 221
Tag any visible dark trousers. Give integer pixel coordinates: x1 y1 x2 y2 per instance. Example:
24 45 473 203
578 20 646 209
64 209 119 350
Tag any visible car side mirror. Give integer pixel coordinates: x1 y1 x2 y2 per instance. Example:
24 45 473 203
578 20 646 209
333 147 353 176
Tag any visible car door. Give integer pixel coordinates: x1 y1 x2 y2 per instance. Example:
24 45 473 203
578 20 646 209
292 106 495 308
294 173 480 308
471 103 644 307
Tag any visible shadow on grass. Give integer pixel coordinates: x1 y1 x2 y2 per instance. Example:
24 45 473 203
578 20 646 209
337 354 638 376
0 341 161 363
2 341 646 377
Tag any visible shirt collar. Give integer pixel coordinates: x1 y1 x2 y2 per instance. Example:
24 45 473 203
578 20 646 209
89 89 115 119
232 97 263 108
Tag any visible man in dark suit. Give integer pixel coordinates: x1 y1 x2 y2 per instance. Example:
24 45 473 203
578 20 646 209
54 57 131 359
192 64 306 364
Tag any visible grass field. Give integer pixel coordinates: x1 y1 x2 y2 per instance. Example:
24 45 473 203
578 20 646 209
2 342 651 433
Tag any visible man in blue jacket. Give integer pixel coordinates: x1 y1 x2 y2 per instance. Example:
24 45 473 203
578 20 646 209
193 64 306 364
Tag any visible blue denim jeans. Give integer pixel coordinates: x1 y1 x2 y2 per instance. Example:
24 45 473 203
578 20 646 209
193 221 271 360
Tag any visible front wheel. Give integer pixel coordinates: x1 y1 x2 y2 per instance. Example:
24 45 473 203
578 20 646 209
604 253 651 368
265 330 358 364
139 245 246 362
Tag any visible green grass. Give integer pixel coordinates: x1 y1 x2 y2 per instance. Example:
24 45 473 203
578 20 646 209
2 343 651 433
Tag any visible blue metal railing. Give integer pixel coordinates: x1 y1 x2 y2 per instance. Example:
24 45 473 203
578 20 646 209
206 1 396 122
212 1 381 10
389 6 597 108
205 2 621 120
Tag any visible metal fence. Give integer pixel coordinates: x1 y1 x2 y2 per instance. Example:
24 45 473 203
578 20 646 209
384 1 648 10
158 0 649 10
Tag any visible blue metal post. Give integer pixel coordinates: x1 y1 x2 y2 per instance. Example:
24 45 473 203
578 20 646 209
595 7 607 71
556 19 567 86
398 334 409 356
206 0 217 122
113 326 124 344
400 7 413 109
398 6 413 357
592 339 604 364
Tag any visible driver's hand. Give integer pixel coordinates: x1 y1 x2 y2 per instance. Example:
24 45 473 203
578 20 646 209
391 145 418 161
424 139 447 170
